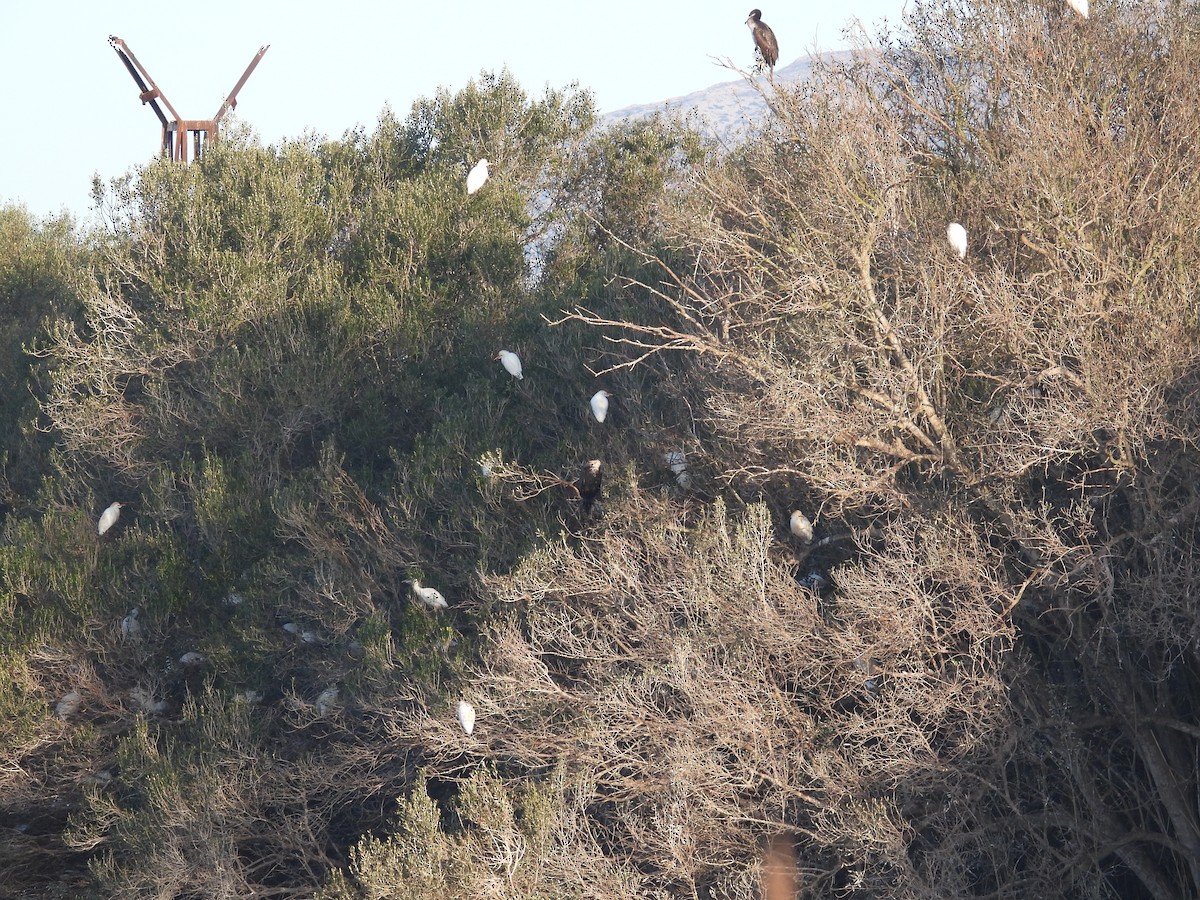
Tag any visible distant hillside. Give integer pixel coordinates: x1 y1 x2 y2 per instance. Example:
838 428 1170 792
603 53 853 138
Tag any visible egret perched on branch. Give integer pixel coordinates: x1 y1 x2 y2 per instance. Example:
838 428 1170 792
590 390 612 423
457 699 476 735
496 350 523 380
789 511 814 544
1065 0 1088 17
466 159 490 195
947 222 968 259
746 9 779 76
98 502 123 535
406 578 448 611
121 607 142 641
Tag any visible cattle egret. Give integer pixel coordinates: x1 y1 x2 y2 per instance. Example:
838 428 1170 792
179 651 205 667
316 686 339 717
1065 0 1088 17
576 460 603 513
457 699 476 735
590 390 612 423
947 222 968 259
407 579 448 611
746 9 779 76
121 607 142 640
789 511 814 544
98 502 123 535
56 691 83 720
466 158 491 195
129 686 169 715
496 350 524 380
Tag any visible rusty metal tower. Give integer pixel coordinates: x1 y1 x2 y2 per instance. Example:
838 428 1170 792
109 36 269 163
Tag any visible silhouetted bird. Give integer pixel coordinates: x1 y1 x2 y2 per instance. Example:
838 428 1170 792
576 460 603 514
746 9 779 77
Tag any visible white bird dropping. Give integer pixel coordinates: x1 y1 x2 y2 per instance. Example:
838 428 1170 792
590 390 612 423
947 222 968 259
496 350 523 380
1065 0 1088 17
466 158 490 195
457 699 476 735
98 502 123 535
789 510 814 544
408 579 448 611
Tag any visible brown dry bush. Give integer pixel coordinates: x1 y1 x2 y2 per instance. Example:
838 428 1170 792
387 1 1200 897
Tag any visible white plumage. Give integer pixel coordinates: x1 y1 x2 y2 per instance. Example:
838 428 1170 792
466 158 490 195
1065 0 1088 17
789 510 814 544
98 502 123 535
496 350 523 380
55 691 83 720
457 699 476 735
408 579 448 611
590 390 612 423
179 651 205 667
947 222 968 259
121 607 142 640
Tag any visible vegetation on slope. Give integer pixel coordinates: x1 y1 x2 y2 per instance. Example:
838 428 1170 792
2 1 1200 897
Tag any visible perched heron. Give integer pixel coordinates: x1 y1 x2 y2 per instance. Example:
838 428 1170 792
467 158 491 195
457 699 476 735
576 460 603 514
947 222 968 259
98 502 123 535
590 390 612 423
746 9 779 76
789 511 814 544
496 350 524 380
406 579 448 611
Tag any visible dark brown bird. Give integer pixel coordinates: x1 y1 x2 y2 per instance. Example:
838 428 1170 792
575 460 603 515
746 9 779 77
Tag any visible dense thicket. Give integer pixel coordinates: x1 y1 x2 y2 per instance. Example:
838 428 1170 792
2 1 1200 897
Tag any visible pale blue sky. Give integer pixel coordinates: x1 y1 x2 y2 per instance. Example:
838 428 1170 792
0 1 905 222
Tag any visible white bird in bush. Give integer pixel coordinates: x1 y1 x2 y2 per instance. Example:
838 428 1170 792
496 350 523 380
98 502 123 535
121 607 142 640
179 651 205 667
789 510 814 544
947 222 968 259
55 691 83 720
466 158 490 195
1065 0 1088 17
407 579 448 611
457 699 476 735
590 390 612 423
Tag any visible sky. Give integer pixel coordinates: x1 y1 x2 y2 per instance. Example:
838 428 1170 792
0 1 906 223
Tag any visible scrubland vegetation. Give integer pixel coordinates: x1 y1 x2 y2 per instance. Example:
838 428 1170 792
3 0 1200 896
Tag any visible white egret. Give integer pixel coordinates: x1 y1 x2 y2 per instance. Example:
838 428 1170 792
179 651 205 667
590 390 612 423
496 350 524 380
1065 0 1088 17
98 502 123 535
746 9 779 76
947 222 968 259
406 578 448 611
789 511 814 544
55 691 83 720
466 158 491 195
121 607 142 641
316 686 339 717
457 699 476 735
